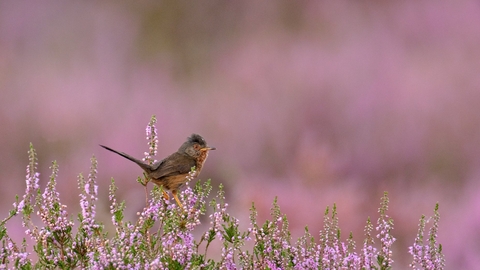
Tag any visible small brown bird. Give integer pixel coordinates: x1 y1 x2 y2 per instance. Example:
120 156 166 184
100 134 215 208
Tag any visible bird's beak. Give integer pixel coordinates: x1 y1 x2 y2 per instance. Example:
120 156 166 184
201 146 216 151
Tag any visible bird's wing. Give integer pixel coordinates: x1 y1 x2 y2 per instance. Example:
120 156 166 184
149 152 196 179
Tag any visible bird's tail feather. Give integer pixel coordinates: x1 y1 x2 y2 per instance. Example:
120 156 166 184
100 145 151 171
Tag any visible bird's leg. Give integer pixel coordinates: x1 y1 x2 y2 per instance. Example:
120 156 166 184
171 190 183 209
162 190 169 200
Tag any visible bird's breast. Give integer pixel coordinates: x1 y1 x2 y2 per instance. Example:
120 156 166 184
194 151 209 175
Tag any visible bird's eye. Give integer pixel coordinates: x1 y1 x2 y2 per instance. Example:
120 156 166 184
194 144 200 150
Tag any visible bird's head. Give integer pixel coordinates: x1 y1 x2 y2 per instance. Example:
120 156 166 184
179 134 216 158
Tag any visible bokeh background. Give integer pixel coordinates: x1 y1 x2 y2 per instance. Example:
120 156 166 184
1 1 479 268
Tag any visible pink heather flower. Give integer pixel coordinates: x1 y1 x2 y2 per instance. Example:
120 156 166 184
19 145 40 215
361 244 377 269
360 217 376 269
14 200 25 212
136 196 166 232
209 202 230 241
409 204 445 270
24 172 40 199
221 247 236 270
38 162 73 235
78 157 100 239
342 253 361 269
266 259 282 270
143 115 158 164
170 232 195 265
376 217 395 267
375 192 396 268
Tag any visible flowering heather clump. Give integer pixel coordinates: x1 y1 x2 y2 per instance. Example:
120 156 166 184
0 116 445 269
409 203 445 269
376 192 396 269
144 115 158 165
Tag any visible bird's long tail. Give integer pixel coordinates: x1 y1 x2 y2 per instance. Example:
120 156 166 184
100 145 151 172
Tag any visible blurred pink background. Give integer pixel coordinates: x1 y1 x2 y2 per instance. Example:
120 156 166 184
1 1 479 268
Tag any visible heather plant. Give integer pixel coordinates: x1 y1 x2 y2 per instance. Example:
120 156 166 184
0 116 444 269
